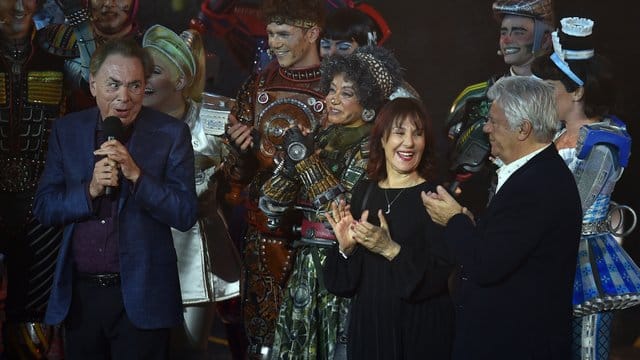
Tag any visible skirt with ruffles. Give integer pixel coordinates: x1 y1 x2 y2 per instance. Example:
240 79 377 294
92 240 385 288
573 232 640 316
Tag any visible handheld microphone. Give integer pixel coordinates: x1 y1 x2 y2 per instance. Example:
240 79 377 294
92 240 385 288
102 116 123 196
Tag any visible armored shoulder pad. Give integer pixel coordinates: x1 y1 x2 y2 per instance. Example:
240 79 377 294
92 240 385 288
37 24 79 58
576 121 632 167
448 81 490 121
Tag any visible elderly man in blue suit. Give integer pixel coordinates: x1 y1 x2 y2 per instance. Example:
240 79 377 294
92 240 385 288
423 76 582 359
33 38 197 359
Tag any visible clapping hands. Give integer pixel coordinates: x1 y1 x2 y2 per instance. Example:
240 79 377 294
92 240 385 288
326 199 401 260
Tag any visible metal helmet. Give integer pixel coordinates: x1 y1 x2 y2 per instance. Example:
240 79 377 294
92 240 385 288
492 0 555 27
492 0 555 54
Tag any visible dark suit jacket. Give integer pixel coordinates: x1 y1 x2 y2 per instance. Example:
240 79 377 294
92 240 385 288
444 145 582 359
33 107 198 329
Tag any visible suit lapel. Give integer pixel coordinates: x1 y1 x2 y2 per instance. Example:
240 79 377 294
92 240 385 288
486 145 555 211
77 109 100 183
118 108 156 212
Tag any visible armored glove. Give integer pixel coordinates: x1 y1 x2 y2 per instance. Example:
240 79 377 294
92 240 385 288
276 126 312 179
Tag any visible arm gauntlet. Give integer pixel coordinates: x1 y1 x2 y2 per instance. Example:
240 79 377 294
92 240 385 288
259 174 300 230
295 154 345 208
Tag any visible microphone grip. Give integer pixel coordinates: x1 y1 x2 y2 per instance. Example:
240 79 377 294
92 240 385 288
448 180 460 197
104 135 116 196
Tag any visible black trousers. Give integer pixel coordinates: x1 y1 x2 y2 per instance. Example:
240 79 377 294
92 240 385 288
64 276 170 360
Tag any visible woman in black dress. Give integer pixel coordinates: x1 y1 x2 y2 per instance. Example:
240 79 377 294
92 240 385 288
324 97 454 359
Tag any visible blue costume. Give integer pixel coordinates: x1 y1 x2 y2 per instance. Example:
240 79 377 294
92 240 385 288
557 119 640 360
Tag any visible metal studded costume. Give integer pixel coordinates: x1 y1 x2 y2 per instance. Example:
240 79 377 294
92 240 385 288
259 46 403 359
0 26 67 358
265 124 370 359
227 60 326 356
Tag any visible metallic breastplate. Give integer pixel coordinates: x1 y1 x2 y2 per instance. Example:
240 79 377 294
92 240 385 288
251 67 325 169
0 69 64 192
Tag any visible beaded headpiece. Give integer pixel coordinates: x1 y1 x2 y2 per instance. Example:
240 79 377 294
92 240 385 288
354 50 396 99
143 25 196 86
320 45 402 112
550 17 595 86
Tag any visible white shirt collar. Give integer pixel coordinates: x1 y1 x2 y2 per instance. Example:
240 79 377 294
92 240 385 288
495 145 550 193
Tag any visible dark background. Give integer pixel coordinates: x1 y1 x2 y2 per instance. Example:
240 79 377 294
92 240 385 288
139 0 639 348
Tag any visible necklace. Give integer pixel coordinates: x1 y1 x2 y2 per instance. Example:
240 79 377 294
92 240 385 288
383 188 406 215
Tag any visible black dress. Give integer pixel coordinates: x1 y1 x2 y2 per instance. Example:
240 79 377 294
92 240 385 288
323 180 455 359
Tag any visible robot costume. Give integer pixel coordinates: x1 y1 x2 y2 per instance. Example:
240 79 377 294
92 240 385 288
40 0 143 111
547 17 640 360
222 4 327 357
261 46 403 359
446 0 555 213
0 10 67 358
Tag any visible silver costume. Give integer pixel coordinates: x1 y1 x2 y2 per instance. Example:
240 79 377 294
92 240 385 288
172 98 240 304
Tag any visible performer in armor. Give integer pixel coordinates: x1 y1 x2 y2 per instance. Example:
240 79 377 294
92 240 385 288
141 24 244 360
446 0 555 214
262 46 402 359
0 0 67 357
532 17 640 360
39 0 142 110
224 0 326 357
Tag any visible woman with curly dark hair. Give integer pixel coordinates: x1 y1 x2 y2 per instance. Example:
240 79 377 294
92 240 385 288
260 45 403 359
323 96 454 359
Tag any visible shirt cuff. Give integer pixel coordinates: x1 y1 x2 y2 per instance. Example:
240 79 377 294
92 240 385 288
338 245 357 259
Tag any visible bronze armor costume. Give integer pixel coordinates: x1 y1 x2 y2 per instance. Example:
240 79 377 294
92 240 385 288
226 60 325 356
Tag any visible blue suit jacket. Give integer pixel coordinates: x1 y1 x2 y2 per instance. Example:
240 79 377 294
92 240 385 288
34 107 198 329
445 145 582 359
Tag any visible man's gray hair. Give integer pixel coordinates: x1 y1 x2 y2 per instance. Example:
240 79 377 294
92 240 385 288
487 76 559 142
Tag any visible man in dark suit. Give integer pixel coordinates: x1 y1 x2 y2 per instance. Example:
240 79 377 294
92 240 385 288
422 76 582 359
33 38 197 359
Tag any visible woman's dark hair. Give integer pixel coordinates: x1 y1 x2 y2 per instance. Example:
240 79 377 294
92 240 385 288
319 46 402 111
532 52 616 119
322 7 377 46
367 97 436 182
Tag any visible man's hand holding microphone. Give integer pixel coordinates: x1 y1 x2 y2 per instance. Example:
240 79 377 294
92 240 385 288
90 116 141 198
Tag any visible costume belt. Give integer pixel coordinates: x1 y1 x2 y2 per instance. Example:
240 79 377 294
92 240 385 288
299 218 336 241
245 201 295 238
582 219 609 235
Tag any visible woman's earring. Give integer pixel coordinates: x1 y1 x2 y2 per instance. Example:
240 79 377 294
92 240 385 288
362 109 376 122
